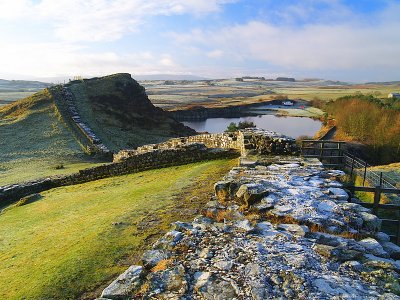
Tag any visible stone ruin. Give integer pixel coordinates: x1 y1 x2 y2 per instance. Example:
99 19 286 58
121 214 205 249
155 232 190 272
99 157 400 300
114 128 299 162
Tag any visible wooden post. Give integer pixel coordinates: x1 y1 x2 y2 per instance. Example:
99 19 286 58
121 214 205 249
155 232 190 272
350 155 355 178
319 142 324 162
363 161 367 186
397 212 400 245
373 185 381 216
380 172 383 187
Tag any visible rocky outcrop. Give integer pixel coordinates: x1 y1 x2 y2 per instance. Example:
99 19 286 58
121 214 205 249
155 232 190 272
99 157 400 299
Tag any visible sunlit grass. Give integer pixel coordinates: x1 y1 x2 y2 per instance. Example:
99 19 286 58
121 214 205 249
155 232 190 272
0 159 237 300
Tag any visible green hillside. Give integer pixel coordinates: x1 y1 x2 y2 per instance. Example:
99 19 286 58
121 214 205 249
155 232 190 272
0 89 100 186
0 74 196 186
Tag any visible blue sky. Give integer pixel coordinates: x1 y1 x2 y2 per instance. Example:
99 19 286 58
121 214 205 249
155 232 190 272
0 0 399 81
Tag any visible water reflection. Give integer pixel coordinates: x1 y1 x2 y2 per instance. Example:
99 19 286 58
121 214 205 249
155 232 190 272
183 115 321 138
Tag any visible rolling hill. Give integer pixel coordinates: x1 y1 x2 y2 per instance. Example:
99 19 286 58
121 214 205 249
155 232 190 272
0 73 196 185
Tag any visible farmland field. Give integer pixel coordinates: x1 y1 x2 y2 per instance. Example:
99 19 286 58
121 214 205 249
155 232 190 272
142 79 400 110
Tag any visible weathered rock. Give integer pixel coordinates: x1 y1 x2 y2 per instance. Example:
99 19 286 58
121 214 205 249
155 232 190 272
235 183 269 207
359 238 389 258
197 277 238 300
277 223 309 237
154 230 183 250
317 200 339 213
359 212 382 232
214 181 232 202
328 188 349 201
382 242 400 260
375 231 391 243
234 219 254 232
215 260 234 271
142 250 170 269
101 265 142 299
100 158 397 300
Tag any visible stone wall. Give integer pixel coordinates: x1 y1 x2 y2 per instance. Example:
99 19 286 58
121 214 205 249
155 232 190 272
114 133 242 162
99 157 400 300
1 129 297 206
114 128 298 162
0 144 239 206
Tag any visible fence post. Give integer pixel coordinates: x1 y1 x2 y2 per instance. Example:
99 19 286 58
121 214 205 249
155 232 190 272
379 172 383 187
319 142 324 162
373 185 381 216
397 211 400 245
363 161 367 186
350 155 355 178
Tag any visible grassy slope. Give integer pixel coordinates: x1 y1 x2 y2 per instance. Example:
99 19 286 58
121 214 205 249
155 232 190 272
369 163 400 188
0 159 237 300
0 90 101 186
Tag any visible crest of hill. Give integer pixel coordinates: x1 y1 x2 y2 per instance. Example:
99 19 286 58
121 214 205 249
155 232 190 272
66 73 195 150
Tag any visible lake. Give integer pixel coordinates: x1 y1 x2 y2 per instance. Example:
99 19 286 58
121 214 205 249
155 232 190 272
183 115 322 138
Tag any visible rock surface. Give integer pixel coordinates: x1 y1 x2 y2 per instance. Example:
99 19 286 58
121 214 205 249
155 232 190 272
99 157 400 299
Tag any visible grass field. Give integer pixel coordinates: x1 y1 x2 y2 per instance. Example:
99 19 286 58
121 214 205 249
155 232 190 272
143 79 400 110
0 158 237 299
0 90 104 186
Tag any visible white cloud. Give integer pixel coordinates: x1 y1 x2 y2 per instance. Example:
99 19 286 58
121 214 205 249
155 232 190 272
169 4 400 71
207 49 224 58
0 0 237 42
0 41 183 77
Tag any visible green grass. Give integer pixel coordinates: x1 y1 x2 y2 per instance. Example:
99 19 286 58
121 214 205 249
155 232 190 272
0 159 237 300
0 158 103 186
0 90 103 186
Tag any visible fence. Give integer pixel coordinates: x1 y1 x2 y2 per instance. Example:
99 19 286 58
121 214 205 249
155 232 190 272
343 152 397 189
300 140 345 168
347 186 400 244
301 140 400 244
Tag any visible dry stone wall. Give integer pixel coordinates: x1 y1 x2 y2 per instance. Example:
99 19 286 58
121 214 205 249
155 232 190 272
59 85 111 156
99 157 400 300
1 129 297 206
0 144 239 206
114 128 298 162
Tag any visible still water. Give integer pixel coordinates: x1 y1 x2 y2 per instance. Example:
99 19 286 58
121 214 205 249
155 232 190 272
183 115 322 139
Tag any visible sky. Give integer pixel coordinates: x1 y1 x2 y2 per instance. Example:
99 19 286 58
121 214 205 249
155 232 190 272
0 0 399 82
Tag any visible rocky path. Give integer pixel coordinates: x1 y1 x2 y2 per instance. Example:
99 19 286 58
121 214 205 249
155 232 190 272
98 157 400 300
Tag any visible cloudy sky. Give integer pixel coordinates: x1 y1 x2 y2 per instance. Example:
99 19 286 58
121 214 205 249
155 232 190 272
0 0 399 82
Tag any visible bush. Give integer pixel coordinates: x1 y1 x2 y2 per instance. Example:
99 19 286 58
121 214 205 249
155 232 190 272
225 121 256 132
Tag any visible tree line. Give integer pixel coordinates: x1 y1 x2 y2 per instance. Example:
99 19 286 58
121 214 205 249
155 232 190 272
323 95 400 164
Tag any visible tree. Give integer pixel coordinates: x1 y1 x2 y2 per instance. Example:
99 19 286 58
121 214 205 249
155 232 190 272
225 122 238 132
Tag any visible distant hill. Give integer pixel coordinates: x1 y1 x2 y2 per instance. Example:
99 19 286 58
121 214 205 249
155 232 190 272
0 79 51 91
134 74 208 81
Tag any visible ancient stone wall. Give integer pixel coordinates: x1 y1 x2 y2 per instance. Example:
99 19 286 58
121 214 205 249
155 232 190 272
0 144 239 206
1 129 297 206
114 129 298 162
99 157 400 300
